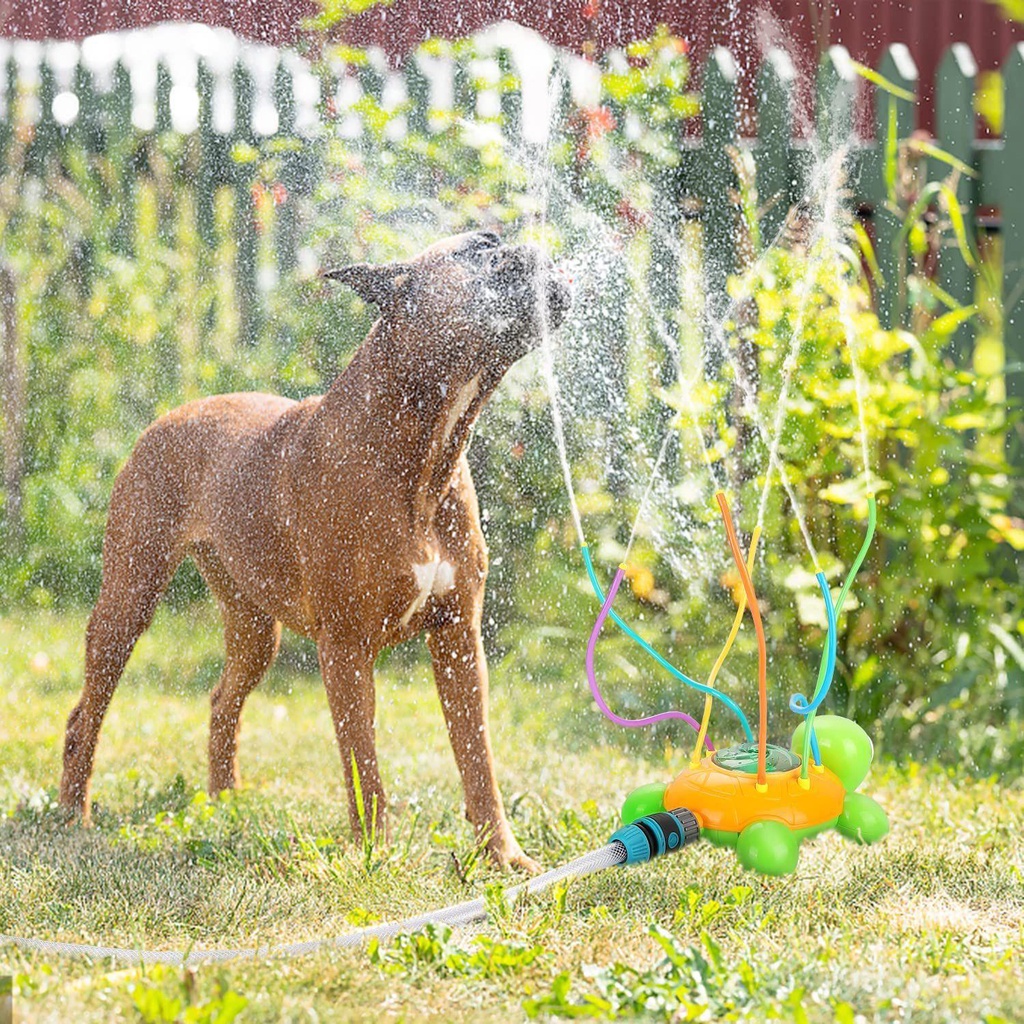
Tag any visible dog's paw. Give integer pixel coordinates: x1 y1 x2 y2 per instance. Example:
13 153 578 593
506 850 542 875
54 799 90 827
489 837 541 874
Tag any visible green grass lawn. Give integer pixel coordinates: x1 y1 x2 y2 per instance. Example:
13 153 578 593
1 606 1022 1023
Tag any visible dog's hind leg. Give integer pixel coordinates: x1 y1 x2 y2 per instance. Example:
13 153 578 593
193 545 281 794
60 471 185 823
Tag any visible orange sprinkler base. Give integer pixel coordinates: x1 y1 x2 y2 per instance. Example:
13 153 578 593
664 756 846 835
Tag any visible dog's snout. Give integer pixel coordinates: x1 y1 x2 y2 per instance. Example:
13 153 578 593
549 273 572 315
547 271 572 327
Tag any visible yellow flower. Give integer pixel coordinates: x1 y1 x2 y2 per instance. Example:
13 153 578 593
623 564 655 602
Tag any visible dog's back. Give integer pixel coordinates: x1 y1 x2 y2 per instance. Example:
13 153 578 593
109 392 322 627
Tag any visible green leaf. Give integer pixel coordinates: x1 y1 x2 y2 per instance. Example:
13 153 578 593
938 184 978 268
897 181 943 246
229 141 260 165
943 412 988 430
853 221 883 287
908 138 977 178
852 61 916 101
975 70 1004 134
925 305 978 342
917 276 964 311
851 655 880 691
989 623 1024 669
820 477 889 505
988 515 1024 551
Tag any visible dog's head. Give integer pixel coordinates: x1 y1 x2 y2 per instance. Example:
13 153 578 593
323 231 572 371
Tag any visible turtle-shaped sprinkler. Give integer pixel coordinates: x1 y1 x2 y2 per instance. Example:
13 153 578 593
583 491 888 876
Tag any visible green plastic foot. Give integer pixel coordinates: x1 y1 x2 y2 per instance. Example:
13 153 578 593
621 782 668 825
838 792 889 845
736 820 800 876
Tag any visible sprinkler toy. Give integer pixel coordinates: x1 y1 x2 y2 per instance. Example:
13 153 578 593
585 490 888 876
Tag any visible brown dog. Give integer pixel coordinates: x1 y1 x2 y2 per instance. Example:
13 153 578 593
59 231 570 870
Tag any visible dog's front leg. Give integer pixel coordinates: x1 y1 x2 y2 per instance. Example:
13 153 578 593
317 636 388 843
427 620 539 873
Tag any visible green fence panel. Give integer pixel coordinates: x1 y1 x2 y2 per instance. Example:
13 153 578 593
453 54 475 121
232 60 259 346
108 60 133 145
110 60 135 257
701 46 738 328
318 64 339 125
756 47 795 249
357 59 385 151
600 48 626 143
872 44 918 329
273 61 295 136
233 60 255 147
496 48 521 147
197 60 216 248
648 160 681 461
1003 42 1024 487
27 58 57 176
71 61 100 153
153 62 175 247
0 57 15 166
935 43 978 364
155 63 172 135
816 45 856 170
403 54 430 138
273 61 299 278
551 57 573 132
358 60 385 103
545 58 573 222
811 45 857 204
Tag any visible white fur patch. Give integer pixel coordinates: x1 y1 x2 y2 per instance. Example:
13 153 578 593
433 559 455 596
442 374 481 448
400 556 456 627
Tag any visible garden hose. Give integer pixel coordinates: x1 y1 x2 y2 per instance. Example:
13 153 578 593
0 810 701 966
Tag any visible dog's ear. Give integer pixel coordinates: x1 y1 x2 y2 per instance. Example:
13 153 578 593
321 262 411 307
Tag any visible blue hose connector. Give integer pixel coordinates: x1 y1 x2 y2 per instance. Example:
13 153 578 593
608 808 701 865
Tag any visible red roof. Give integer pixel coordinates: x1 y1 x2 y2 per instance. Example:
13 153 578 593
0 0 317 47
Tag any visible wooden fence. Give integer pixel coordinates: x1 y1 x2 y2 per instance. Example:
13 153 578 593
1 35 1022 510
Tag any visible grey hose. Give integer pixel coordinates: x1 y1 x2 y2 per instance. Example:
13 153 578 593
0 842 627 967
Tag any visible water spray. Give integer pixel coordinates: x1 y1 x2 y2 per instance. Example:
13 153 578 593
539 107 889 873
565 152 886 872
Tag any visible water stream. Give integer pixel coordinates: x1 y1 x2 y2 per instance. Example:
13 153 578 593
511 55 877 596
